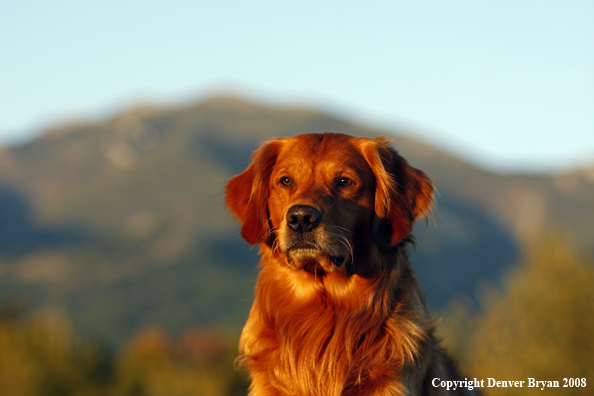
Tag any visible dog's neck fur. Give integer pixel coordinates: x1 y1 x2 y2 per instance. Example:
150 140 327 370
239 243 435 396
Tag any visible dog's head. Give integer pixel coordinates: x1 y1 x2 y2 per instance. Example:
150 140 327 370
226 133 433 277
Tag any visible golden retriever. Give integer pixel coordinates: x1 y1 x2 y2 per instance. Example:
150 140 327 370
226 133 474 395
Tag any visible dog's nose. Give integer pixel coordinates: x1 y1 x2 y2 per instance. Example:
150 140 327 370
286 205 321 233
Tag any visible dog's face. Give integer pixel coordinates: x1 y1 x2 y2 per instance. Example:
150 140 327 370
268 135 376 276
226 133 433 280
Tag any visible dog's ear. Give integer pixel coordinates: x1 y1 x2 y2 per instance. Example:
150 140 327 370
226 140 282 245
358 137 433 246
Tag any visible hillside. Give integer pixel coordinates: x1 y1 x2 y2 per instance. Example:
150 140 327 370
0 96 592 346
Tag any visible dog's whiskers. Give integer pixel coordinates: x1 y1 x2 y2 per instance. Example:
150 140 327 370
333 225 355 235
327 228 355 270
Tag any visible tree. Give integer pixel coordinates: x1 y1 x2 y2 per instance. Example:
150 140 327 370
467 236 594 395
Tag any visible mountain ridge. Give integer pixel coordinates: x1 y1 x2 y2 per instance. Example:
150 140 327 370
0 96 592 346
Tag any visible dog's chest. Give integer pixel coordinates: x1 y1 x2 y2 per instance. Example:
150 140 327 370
260 311 404 396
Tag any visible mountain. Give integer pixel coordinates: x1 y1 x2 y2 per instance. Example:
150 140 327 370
0 96 592 346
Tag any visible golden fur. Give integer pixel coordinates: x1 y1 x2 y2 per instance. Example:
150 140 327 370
226 133 471 396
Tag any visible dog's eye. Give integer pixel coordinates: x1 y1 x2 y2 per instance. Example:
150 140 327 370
337 177 353 187
280 177 292 186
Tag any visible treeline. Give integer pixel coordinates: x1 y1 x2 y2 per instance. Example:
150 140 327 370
1 237 593 396
0 315 248 396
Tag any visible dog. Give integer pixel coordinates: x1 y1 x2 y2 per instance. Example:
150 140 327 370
226 133 473 395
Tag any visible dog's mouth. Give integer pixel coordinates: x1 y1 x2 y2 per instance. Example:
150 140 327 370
286 242 346 275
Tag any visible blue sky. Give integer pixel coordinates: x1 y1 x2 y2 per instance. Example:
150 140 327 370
1 1 593 173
